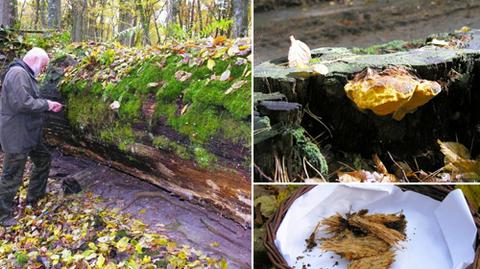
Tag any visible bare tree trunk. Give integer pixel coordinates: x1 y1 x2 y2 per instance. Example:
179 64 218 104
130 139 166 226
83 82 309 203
204 3 211 30
215 2 223 37
130 16 137 46
87 0 96 40
71 0 86 42
232 0 248 37
166 0 178 26
189 0 194 36
99 5 104 40
17 0 27 23
47 0 61 29
35 0 40 28
152 8 162 44
0 0 16 27
97 0 107 40
40 0 47 27
118 1 133 45
196 0 202 33
135 1 151 45
226 0 233 36
177 0 184 28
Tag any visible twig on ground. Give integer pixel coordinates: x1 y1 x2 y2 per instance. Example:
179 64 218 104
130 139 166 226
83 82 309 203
304 105 333 138
304 157 327 182
337 161 356 172
422 166 444 182
387 152 409 182
254 163 274 182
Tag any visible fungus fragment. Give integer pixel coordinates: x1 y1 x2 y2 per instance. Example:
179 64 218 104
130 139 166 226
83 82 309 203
311 210 407 269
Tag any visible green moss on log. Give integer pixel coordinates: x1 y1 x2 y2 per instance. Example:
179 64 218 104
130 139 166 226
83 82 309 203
57 41 251 170
193 146 217 169
351 39 424 55
290 128 328 176
152 135 190 160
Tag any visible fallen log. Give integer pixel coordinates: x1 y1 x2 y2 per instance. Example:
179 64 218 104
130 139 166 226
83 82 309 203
40 41 252 225
254 29 480 181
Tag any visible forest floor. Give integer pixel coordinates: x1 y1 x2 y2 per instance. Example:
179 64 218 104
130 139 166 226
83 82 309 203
0 148 251 269
254 0 480 63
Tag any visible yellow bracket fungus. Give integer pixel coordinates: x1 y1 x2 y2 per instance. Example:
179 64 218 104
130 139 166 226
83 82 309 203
345 67 441 120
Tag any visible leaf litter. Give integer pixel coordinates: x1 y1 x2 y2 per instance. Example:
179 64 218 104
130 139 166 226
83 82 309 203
335 140 480 183
0 177 227 268
59 37 251 98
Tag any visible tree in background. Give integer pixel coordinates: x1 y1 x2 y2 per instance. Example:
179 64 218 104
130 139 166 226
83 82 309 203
7 0 251 44
117 0 135 45
34 0 47 29
0 0 17 27
69 0 86 42
47 0 61 29
232 0 248 37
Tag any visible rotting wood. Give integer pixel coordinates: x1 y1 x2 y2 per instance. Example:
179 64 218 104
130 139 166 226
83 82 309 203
39 57 251 226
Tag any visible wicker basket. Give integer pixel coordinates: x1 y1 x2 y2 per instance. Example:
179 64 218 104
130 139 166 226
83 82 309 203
264 185 480 269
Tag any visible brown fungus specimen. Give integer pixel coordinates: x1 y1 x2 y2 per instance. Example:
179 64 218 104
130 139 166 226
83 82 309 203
313 210 407 269
321 230 390 260
348 215 405 246
321 213 348 234
349 250 396 269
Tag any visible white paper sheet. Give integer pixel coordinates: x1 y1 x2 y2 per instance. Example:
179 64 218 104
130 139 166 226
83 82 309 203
275 185 477 269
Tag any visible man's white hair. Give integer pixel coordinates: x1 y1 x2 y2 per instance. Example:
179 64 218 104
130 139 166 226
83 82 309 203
23 47 49 63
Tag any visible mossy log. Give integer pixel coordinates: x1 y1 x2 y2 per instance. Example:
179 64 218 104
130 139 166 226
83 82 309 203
254 30 480 180
40 49 252 225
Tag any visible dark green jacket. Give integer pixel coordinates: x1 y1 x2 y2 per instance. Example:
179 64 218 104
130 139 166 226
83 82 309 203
0 59 49 153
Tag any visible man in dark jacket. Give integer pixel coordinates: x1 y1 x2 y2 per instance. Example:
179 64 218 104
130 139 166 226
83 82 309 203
0 47 63 227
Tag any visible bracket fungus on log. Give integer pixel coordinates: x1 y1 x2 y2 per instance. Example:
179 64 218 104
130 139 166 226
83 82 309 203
345 67 441 120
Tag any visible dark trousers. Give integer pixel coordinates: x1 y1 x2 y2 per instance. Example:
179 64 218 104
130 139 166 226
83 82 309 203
0 143 51 221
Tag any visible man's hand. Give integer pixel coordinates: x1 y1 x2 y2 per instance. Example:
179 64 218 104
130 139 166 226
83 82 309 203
47 100 63 112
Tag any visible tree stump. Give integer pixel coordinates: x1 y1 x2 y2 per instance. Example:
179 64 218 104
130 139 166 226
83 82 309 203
254 30 480 181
